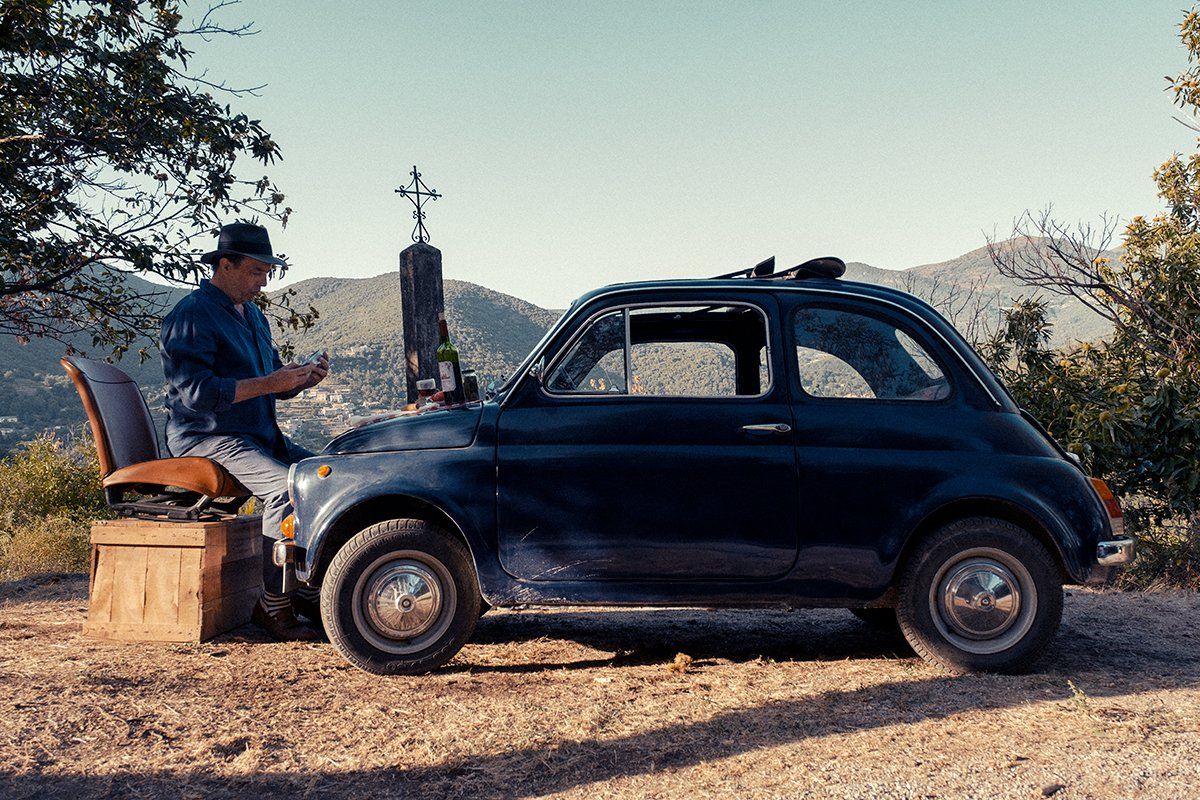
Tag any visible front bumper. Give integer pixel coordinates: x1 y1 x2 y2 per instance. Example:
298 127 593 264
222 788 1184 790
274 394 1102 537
272 540 307 593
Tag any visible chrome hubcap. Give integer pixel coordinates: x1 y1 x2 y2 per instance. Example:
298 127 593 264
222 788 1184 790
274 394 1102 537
928 547 1038 656
939 559 1021 640
364 561 442 639
351 551 457 656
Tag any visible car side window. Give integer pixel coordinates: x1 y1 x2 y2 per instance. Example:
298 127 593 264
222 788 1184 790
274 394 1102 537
794 305 950 401
629 340 738 396
546 303 770 397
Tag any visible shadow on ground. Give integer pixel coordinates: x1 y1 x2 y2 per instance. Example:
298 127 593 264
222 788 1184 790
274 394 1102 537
462 606 915 671
0 573 83 602
2 578 1196 799
3 662 1196 799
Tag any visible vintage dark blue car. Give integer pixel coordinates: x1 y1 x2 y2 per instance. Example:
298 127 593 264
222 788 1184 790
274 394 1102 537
279 257 1135 675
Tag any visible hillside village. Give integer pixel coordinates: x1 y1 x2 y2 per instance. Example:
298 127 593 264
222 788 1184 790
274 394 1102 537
276 370 368 444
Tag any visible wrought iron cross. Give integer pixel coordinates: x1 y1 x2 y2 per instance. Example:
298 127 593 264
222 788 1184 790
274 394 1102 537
394 165 442 243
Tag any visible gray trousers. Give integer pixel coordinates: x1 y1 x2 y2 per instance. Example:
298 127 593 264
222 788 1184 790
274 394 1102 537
173 434 315 595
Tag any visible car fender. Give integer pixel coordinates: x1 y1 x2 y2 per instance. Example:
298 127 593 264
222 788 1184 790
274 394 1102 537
891 459 1108 584
289 448 500 587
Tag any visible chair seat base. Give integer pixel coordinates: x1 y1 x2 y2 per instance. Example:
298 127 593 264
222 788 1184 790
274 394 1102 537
61 356 256 524
108 490 249 522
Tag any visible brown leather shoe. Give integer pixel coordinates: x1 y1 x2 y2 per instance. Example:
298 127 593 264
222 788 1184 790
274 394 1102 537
252 599 320 642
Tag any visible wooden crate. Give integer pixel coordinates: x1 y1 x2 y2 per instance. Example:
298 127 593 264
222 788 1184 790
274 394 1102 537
84 515 262 643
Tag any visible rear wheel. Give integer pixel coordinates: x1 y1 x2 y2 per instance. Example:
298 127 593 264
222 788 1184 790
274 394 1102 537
321 519 480 675
896 517 1063 674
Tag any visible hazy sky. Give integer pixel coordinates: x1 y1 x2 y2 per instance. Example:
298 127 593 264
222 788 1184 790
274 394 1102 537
194 1 1192 308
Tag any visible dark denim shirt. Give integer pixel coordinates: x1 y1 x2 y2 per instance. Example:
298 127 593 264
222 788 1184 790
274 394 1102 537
160 280 288 455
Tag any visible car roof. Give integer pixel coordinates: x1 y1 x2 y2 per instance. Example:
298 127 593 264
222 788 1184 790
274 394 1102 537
570 276 935 315
502 272 1016 413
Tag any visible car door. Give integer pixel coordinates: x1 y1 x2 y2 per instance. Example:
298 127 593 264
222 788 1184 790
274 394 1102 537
783 292 989 593
495 292 798 582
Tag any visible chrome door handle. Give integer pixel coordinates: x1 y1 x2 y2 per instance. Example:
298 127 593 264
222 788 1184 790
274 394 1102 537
742 423 792 435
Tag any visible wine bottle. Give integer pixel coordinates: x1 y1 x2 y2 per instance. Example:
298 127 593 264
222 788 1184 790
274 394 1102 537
436 313 465 405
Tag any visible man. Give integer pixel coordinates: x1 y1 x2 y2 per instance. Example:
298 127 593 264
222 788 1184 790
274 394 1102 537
160 222 329 641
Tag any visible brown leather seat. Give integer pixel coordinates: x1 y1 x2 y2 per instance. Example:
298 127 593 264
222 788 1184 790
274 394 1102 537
62 356 250 519
104 457 248 498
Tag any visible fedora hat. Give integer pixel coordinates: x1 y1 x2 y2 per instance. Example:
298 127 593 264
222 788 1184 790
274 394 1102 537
200 222 287 267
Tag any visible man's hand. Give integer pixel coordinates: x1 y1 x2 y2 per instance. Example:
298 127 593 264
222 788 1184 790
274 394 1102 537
233 364 314 404
231 354 330 404
296 351 330 390
270 363 318 394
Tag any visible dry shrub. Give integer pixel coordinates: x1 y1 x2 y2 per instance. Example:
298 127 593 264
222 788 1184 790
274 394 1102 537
0 514 91 579
0 432 108 523
666 652 694 675
1118 516 1200 591
0 431 110 580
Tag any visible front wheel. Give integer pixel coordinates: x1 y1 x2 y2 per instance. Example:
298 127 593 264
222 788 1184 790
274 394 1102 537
321 519 480 675
897 517 1063 674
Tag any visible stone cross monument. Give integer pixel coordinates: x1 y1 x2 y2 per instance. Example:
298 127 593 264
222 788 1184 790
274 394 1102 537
395 165 445 403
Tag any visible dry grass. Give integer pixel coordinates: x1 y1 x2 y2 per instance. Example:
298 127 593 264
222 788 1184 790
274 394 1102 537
1119 516 1200 591
0 517 90 581
1 577 1198 799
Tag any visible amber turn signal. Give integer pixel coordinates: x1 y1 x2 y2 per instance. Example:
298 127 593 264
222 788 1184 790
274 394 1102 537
317 464 332 478
1089 477 1125 535
280 514 296 539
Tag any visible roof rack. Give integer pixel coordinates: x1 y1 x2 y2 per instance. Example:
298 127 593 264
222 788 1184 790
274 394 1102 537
712 256 846 281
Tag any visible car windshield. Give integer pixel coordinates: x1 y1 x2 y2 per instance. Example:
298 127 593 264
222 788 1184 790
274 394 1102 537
494 306 573 398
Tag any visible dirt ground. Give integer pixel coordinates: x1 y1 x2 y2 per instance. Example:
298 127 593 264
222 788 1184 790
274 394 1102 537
0 577 1197 800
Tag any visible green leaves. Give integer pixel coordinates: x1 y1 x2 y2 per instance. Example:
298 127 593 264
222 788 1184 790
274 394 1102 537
0 0 309 358
984 291 1200 587
982 11 1200 585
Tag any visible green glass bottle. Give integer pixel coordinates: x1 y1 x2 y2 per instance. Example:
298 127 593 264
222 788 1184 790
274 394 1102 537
436 313 465 405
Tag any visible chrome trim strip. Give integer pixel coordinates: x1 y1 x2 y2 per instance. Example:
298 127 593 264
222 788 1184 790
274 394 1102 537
623 307 632 391
1096 537 1137 566
502 283 1002 409
286 462 297 504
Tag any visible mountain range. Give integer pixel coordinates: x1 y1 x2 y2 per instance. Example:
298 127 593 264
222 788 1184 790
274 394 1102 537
0 241 1109 454
841 244 1109 345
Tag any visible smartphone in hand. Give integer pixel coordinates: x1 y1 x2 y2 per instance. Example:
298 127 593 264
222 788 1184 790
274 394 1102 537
298 350 324 366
